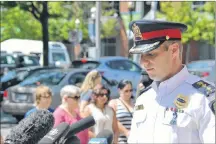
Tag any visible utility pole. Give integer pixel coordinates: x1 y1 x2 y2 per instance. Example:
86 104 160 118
96 2 101 58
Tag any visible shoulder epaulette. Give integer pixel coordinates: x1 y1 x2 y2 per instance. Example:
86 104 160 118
138 85 152 96
192 80 215 97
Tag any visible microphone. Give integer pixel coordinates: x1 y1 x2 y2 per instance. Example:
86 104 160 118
88 129 113 144
4 109 54 144
38 122 70 144
39 116 95 144
64 115 95 138
61 135 80 144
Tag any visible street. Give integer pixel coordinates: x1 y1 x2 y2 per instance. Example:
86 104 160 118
1 109 17 139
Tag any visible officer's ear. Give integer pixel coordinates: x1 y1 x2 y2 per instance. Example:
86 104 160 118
169 42 179 58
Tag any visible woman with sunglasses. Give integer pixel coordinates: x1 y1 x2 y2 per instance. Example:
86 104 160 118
83 84 119 143
109 80 134 144
24 85 54 118
53 85 88 144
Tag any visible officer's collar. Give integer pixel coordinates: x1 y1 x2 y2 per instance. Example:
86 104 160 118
152 65 189 94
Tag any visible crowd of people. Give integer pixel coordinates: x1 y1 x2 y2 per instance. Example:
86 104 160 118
17 69 135 144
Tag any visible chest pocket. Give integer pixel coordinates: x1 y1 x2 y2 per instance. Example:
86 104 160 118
163 111 192 128
133 109 147 127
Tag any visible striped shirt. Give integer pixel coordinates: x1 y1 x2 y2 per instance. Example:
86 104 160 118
116 99 133 143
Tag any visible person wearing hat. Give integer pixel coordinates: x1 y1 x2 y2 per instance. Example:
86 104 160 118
127 20 215 143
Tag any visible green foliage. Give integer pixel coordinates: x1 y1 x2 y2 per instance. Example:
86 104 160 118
101 1 118 38
1 7 42 41
158 2 215 45
1 1 119 42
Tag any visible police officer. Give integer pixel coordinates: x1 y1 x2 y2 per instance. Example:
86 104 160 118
127 20 215 143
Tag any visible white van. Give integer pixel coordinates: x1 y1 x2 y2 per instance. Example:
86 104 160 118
0 39 71 67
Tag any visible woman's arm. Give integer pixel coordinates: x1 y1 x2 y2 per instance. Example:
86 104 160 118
112 109 119 144
83 106 96 138
80 100 89 118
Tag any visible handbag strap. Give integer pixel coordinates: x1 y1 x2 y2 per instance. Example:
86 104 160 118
118 98 133 117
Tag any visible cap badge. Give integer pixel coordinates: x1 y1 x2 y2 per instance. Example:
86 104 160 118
132 23 143 41
166 35 170 40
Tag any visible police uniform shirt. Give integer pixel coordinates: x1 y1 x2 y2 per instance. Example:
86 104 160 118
128 66 215 143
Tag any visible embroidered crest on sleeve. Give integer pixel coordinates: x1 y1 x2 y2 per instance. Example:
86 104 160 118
192 80 215 96
135 104 144 111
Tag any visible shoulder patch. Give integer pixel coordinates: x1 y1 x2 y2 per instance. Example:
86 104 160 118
192 80 215 97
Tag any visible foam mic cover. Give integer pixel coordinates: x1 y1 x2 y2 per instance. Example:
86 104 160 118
64 115 95 139
38 122 70 144
88 129 113 144
4 109 54 144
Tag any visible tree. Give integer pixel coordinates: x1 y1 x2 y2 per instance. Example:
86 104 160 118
1 7 42 41
1 1 56 66
157 2 215 45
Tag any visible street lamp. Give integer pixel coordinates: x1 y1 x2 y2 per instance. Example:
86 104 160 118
90 7 96 44
128 2 135 60
128 2 134 23
75 18 80 44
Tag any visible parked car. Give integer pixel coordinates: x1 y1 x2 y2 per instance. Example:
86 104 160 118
0 66 60 103
0 53 16 76
0 53 40 76
2 68 119 120
186 60 215 78
1 39 71 67
72 56 148 91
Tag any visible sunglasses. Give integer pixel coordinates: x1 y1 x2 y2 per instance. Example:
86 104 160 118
124 89 133 93
68 96 80 100
95 93 109 97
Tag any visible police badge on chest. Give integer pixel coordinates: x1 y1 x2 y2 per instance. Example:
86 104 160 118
163 94 189 126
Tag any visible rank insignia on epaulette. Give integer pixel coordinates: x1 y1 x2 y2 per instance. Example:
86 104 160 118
192 80 215 96
135 104 144 111
174 94 189 109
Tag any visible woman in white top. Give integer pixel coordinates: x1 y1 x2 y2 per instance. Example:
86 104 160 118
83 84 119 143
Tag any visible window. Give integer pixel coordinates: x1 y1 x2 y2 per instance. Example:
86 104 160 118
68 73 87 85
22 56 40 66
107 60 141 72
0 55 15 64
20 69 66 86
72 61 100 69
52 52 66 62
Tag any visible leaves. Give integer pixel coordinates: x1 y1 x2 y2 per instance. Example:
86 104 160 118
1 7 42 41
1 1 119 42
158 2 215 45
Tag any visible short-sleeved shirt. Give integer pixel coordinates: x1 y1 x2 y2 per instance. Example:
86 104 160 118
24 107 54 118
81 89 93 102
128 66 215 143
53 107 89 144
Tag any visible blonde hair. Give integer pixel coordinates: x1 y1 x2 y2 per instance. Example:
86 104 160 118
35 85 52 105
80 70 101 93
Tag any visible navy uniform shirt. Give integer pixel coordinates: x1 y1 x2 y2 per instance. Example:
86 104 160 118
128 66 215 143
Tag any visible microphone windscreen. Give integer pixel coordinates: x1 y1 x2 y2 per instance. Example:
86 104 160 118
38 122 70 144
65 115 95 138
4 109 54 144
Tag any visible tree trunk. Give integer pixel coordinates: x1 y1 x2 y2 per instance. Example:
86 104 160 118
41 2 49 66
